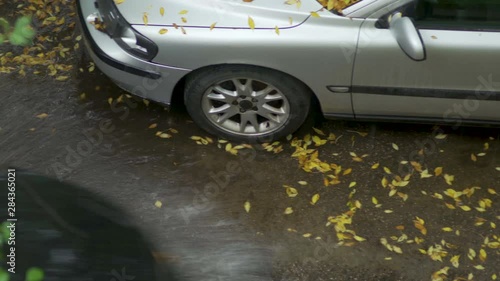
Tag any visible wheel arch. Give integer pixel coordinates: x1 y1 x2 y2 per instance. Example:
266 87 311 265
173 63 323 116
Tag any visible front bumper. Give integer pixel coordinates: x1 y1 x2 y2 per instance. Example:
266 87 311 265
76 0 191 104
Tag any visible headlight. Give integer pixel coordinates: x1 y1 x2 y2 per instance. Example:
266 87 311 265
95 0 158 61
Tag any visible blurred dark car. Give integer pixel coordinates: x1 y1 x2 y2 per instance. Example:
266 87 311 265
0 170 178 281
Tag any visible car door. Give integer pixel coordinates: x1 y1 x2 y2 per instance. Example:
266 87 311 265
351 0 500 124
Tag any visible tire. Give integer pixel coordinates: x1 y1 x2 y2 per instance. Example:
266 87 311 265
184 65 312 143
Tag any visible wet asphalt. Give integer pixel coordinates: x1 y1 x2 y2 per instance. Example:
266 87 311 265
1 1 500 281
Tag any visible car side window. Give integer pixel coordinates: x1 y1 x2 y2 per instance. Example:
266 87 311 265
376 0 500 31
413 0 500 31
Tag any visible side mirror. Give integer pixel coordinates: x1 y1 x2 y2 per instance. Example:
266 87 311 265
389 14 426 61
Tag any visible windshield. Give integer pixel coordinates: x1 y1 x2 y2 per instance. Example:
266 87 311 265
317 0 362 13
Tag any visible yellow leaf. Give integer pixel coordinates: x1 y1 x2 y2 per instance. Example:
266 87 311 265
392 143 399 150
435 167 443 176
355 200 362 209
420 169 433 178
327 0 334 10
114 0 125 4
55 75 69 81
444 174 454 185
343 168 352 175
384 209 393 213
323 177 329 187
450 255 460 268
181 17 187 23
389 189 397 197
354 235 366 242
398 192 409 201
411 161 423 172
179 10 188 14
159 28 168 34
484 142 490 150
442 227 453 232
143 12 148 25
210 22 217 30
474 265 485 270
244 201 251 213
285 0 301 8
160 7 165 16
371 163 379 169
302 233 312 238
393 246 403 254
487 188 496 195
312 135 327 146
285 186 298 197
310 11 320 18
459 205 471 211
349 182 356 188
311 194 320 205
154 200 162 208
248 16 255 30
479 249 487 262
312 127 325 136
435 133 448 139
158 133 172 139
471 153 477 162
468 248 476 260
445 203 456 209
275 26 280 35
383 167 392 174
148 123 158 129
492 273 497 280
36 113 48 119
381 177 388 188
372 197 378 205
352 157 363 162
284 207 293 214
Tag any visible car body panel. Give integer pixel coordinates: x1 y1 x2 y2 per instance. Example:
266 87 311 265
351 0 500 121
134 12 364 115
78 0 191 104
114 0 322 28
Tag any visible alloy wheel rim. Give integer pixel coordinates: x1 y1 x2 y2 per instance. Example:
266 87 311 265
201 78 290 136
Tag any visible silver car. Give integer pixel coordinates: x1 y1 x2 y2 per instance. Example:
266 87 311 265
77 0 500 142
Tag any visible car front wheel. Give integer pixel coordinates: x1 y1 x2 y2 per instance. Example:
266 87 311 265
184 65 312 143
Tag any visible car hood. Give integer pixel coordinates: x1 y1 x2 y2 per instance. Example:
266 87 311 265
115 0 323 28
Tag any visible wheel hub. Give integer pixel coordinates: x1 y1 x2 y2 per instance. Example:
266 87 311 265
238 99 254 111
